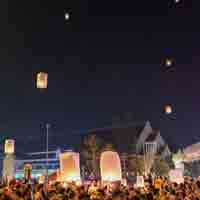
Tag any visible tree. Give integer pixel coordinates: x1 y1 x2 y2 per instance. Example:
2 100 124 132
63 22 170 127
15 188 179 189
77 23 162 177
128 155 144 176
184 162 192 177
81 134 102 179
101 143 115 152
152 158 170 176
172 149 184 164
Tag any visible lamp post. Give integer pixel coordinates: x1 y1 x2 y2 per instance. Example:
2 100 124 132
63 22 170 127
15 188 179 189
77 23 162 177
46 123 50 186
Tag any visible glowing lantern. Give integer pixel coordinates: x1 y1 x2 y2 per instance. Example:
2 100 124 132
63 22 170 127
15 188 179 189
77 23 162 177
5 139 15 154
65 13 70 20
165 105 172 114
100 151 122 182
39 175 45 184
59 152 81 182
165 58 172 67
136 176 144 188
36 72 48 89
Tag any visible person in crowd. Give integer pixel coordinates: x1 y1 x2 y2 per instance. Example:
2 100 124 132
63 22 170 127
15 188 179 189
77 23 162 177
2 175 200 200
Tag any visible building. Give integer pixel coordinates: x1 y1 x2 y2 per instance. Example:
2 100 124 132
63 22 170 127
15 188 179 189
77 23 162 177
14 149 72 179
83 121 170 155
81 121 171 178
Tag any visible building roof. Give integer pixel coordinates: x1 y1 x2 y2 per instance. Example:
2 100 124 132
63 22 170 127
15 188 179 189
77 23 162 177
145 131 159 142
85 122 146 153
183 143 200 161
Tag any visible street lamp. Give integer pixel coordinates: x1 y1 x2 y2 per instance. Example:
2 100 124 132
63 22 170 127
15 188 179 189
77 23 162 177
46 123 50 186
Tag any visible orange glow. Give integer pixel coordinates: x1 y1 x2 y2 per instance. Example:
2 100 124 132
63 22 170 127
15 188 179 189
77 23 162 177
100 151 122 182
39 175 45 184
37 72 48 89
59 152 81 182
5 139 15 154
165 105 172 114
56 169 61 182
165 58 172 67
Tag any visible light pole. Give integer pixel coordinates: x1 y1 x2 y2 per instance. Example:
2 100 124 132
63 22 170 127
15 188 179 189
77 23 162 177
46 123 50 186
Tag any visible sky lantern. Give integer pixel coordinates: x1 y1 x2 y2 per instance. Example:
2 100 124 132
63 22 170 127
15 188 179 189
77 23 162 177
162 57 176 72
65 13 70 20
59 152 81 183
175 0 180 3
165 104 172 115
100 151 122 182
165 58 173 68
36 72 48 89
5 139 15 154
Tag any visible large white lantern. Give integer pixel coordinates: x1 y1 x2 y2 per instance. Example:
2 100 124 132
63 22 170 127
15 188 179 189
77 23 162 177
100 151 122 182
36 72 48 89
5 139 15 154
59 152 81 182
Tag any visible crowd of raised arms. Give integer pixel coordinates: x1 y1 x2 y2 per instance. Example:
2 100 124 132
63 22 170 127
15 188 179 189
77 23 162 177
1 176 200 200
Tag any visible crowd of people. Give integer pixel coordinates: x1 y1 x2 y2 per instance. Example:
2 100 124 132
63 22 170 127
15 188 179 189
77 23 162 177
0 176 200 200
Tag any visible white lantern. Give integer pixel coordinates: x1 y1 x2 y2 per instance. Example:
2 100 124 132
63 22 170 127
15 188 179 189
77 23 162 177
5 139 15 154
59 152 81 182
36 72 48 89
65 13 70 20
100 151 122 182
39 175 45 184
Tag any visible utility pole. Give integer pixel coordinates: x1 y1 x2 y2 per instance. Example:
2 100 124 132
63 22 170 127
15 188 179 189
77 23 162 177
46 123 50 187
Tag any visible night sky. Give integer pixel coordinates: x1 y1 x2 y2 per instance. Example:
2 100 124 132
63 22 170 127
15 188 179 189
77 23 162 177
0 0 200 153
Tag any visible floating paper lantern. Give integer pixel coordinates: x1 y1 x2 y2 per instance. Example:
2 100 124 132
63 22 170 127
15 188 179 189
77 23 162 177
59 152 81 182
165 58 172 67
56 169 61 182
165 105 172 114
36 72 48 89
100 151 122 182
5 139 15 154
65 13 70 20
